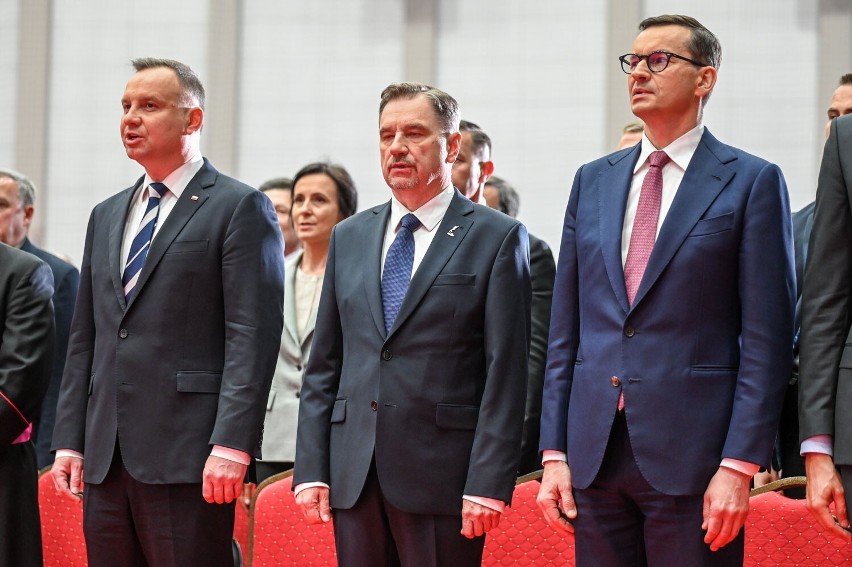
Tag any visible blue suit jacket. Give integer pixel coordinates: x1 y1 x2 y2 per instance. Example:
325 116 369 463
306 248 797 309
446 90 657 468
540 129 795 495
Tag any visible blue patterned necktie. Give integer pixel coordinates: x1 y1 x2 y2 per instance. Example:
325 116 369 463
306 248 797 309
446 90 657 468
382 213 421 333
122 182 169 301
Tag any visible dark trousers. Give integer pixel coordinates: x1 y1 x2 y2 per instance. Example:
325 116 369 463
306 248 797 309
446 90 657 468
573 412 744 567
83 443 235 567
0 442 43 567
332 459 485 567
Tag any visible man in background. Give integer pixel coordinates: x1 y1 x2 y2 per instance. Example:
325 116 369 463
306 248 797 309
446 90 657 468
260 177 302 259
616 120 645 150
452 120 494 205
0 242 54 566
0 169 79 469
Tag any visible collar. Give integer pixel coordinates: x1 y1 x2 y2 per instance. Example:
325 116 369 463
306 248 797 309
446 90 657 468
141 153 204 200
634 124 704 173
388 185 454 233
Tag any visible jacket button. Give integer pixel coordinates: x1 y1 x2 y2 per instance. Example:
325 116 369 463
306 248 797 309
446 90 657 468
295 391 300 398
296 364 302 371
611 376 620 387
624 326 635 337
382 350 392 361
119 329 129 339
370 400 378 411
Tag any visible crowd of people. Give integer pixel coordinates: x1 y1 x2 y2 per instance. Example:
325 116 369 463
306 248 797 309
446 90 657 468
1 11 851 567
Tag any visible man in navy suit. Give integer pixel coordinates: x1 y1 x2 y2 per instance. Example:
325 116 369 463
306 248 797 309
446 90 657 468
294 83 531 567
537 15 794 565
0 169 79 469
51 58 284 567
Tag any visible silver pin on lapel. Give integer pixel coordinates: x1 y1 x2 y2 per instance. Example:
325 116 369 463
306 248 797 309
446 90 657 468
190 195 199 201
447 225 460 237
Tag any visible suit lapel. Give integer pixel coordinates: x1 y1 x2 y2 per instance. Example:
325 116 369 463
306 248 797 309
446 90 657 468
126 161 214 309
282 251 301 348
631 130 736 307
387 193 473 338
110 178 143 310
364 203 392 338
599 148 639 314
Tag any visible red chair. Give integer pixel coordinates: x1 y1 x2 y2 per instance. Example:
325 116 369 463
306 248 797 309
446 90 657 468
248 470 337 566
746 477 851 566
482 470 576 566
233 498 250 562
38 466 88 567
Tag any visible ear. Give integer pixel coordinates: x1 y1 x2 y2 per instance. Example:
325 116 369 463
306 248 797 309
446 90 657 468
446 132 462 164
478 160 495 185
184 106 204 135
695 66 717 100
22 204 34 228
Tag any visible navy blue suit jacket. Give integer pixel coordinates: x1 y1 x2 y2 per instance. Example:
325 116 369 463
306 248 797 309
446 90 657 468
540 129 795 494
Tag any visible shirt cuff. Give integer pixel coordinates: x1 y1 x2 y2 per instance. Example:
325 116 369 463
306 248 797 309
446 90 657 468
293 481 329 497
210 445 250 465
542 450 567 464
720 458 760 477
801 435 833 456
55 449 84 460
463 495 505 513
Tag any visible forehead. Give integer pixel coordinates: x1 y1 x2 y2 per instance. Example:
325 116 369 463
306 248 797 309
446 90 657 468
830 85 852 108
123 67 182 100
294 173 336 194
632 24 692 54
264 188 292 204
0 177 19 197
380 95 442 130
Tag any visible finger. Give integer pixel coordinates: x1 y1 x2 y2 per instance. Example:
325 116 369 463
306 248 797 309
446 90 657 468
222 482 235 504
703 514 721 545
541 501 574 533
834 490 850 528
214 482 225 504
460 518 475 539
318 491 332 523
202 478 215 503
69 463 83 495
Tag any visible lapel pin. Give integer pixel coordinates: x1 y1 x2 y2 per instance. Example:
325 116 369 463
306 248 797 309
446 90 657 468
190 195 199 201
447 225 460 237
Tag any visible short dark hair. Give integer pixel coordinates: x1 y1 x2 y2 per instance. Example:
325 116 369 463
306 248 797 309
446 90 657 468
379 82 460 133
0 168 35 207
638 15 721 69
459 120 492 161
292 162 358 220
839 73 852 87
484 176 520 218
131 57 206 110
259 177 293 194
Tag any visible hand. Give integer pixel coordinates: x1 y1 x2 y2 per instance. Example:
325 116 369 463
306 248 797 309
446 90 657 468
804 453 852 542
51 455 85 502
241 483 256 508
536 460 576 533
202 455 248 504
295 486 332 524
702 467 750 551
461 500 501 539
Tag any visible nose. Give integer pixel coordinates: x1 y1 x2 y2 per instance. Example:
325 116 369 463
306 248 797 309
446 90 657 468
389 133 408 156
630 58 652 79
123 106 141 126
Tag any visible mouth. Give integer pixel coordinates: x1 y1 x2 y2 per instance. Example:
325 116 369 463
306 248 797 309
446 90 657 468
124 132 143 144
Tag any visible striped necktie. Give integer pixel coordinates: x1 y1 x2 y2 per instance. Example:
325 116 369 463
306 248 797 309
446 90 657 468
122 182 168 301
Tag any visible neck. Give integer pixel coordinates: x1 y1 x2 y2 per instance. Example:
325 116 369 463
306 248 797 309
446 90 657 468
142 141 199 182
641 108 700 150
299 241 329 276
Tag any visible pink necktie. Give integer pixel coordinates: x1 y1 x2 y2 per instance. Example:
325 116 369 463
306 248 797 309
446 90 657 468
620 150 669 411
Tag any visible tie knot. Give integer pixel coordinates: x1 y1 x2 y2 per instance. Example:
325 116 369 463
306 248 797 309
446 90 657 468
648 151 670 168
149 182 169 199
400 213 421 232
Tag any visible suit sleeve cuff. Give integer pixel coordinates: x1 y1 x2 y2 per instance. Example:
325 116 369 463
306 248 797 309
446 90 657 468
56 449 84 460
293 481 329 496
720 458 760 477
801 435 833 456
210 445 250 465
542 450 567 464
463 495 505 512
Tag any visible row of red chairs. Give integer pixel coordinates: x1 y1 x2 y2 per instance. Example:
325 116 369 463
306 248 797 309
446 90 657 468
37 468 849 566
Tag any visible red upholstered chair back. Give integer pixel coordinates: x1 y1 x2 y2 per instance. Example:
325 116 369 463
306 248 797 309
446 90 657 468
482 471 576 566
233 498 250 560
249 471 337 566
746 477 851 566
38 466 88 567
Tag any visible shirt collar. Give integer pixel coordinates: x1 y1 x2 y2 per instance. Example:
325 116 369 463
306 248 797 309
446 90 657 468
388 185 455 233
141 153 204 200
634 124 704 173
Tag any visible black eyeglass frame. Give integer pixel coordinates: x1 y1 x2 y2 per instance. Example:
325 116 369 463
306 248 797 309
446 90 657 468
619 51 708 74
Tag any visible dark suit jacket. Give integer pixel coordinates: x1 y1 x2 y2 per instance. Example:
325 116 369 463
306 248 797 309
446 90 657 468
517 233 555 476
21 237 79 468
0 243 54 446
294 190 531 515
540 129 795 494
799 114 852 465
52 159 285 485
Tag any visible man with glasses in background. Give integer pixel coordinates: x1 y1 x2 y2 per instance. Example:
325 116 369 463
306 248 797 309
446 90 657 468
537 15 794 565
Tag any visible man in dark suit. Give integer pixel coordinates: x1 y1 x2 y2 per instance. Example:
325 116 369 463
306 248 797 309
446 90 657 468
537 15 794 565
798 113 852 543
294 82 531 567
50 58 284 567
480 174 556 475
0 169 79 469
0 242 54 567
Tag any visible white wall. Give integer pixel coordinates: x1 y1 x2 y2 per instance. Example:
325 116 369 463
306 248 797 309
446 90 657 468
0 0 19 167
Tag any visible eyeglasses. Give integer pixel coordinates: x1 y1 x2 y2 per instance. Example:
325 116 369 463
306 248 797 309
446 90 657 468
619 51 707 74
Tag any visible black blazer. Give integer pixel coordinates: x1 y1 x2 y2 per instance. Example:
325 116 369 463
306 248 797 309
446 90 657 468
0 243 54 446
52 159 285 484
295 191 531 514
